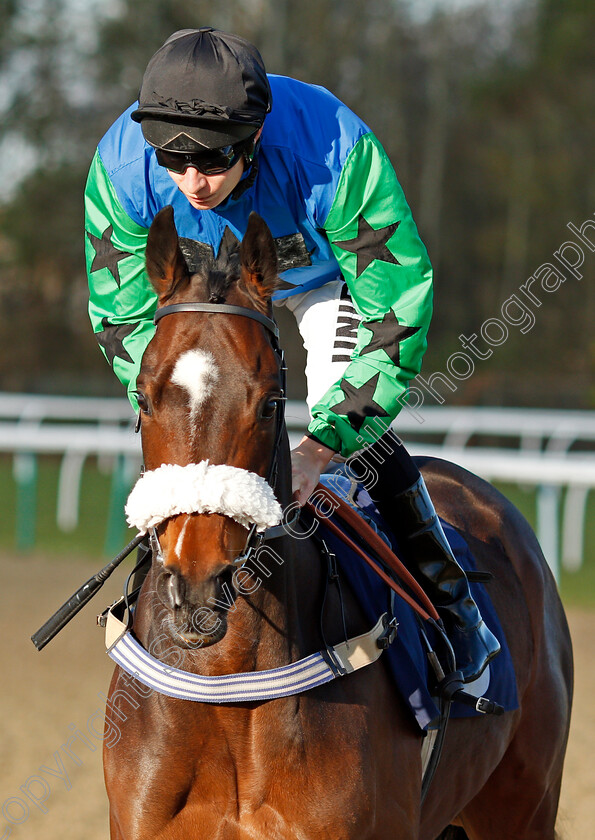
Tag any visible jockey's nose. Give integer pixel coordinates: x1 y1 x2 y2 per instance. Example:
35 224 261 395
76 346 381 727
180 166 207 191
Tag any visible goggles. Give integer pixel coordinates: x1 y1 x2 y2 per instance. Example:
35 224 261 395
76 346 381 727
155 141 249 176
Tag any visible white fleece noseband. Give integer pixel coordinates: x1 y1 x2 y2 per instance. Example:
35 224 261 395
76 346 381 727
125 461 282 534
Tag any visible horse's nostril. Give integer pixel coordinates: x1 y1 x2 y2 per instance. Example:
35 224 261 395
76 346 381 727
159 570 186 609
216 564 234 586
158 564 236 614
213 565 237 606
169 572 186 608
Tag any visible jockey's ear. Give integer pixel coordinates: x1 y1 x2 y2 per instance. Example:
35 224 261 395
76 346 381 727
146 206 189 299
239 212 279 307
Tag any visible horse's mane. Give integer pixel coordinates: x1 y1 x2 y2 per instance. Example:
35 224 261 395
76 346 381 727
206 231 242 303
164 248 241 305
206 257 240 304
166 219 277 312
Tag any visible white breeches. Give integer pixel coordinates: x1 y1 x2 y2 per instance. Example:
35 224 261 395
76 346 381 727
276 280 362 412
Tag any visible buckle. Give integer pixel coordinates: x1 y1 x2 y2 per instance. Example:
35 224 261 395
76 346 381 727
436 671 504 716
377 615 398 650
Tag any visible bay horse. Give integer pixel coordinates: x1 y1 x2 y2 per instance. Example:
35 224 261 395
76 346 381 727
104 207 572 839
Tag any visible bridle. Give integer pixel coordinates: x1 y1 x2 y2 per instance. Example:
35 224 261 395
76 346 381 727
154 302 280 341
152 300 291 565
30 301 292 651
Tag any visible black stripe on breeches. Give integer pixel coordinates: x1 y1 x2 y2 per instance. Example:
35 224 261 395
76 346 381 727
332 286 361 363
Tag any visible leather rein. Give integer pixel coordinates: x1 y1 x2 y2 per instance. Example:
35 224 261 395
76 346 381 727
31 301 434 650
154 301 437 623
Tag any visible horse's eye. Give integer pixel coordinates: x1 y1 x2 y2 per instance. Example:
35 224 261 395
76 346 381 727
135 391 151 415
260 396 279 421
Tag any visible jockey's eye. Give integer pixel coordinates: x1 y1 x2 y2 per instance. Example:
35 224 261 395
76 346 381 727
135 391 151 415
260 395 280 421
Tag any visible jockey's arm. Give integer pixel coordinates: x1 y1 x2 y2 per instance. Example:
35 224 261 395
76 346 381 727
307 132 433 458
84 148 155 412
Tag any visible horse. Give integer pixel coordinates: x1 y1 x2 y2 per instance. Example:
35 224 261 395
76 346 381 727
103 206 573 840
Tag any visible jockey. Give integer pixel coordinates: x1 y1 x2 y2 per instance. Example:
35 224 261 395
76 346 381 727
84 27 500 683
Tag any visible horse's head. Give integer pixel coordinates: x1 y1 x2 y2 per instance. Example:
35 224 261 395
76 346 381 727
130 207 287 648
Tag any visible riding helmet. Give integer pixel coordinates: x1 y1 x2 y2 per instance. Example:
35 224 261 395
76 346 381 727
131 27 272 152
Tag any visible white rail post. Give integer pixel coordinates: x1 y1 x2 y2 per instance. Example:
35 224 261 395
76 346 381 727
562 486 590 572
536 484 561 580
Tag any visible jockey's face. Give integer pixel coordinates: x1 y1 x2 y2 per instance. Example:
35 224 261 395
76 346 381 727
166 158 245 211
165 127 262 211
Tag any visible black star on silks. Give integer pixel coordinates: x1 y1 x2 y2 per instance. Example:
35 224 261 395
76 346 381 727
333 214 401 278
86 225 133 288
95 317 138 366
329 373 389 432
360 310 420 366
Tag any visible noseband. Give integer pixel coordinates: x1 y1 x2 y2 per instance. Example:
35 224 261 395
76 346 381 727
151 300 289 565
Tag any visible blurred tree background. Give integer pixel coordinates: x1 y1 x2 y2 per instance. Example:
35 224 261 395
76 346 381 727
0 0 593 405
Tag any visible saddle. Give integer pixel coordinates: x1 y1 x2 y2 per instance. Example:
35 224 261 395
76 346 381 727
307 473 518 727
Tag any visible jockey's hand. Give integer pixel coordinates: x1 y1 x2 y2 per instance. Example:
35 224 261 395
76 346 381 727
290 436 336 507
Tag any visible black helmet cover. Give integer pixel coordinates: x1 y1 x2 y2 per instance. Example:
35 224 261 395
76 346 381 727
131 27 272 151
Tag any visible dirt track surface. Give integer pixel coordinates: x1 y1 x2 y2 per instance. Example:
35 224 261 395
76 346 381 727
0 553 592 839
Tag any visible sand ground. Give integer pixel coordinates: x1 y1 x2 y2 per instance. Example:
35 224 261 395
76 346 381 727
0 553 591 839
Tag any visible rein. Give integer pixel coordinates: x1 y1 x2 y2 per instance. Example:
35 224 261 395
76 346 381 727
102 298 414 703
102 492 440 703
149 299 440 625
308 487 440 623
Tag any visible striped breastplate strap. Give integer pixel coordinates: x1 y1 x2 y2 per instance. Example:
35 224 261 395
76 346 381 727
105 604 392 704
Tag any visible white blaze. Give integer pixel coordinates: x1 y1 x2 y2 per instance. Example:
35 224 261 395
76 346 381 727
175 517 189 559
171 349 219 413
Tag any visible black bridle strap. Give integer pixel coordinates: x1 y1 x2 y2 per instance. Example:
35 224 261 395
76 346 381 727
32 303 286 651
154 302 279 340
153 298 287 566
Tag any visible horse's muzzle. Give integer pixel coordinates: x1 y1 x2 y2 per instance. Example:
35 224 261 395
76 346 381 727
156 564 236 648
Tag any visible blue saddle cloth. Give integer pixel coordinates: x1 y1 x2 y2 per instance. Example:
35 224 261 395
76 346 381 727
317 474 519 731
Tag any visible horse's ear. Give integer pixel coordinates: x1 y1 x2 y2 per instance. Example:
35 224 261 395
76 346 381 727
146 206 189 299
239 212 279 304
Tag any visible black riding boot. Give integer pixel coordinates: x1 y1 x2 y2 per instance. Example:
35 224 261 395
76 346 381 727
387 474 501 682
349 432 501 683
